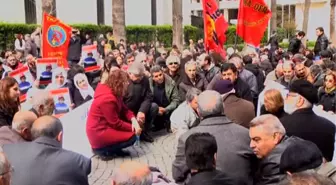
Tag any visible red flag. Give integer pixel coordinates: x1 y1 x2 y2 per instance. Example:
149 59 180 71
42 13 71 68
237 0 271 47
202 0 228 58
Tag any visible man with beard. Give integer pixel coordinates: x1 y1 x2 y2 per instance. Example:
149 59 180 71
281 79 335 162
294 62 310 81
276 61 296 88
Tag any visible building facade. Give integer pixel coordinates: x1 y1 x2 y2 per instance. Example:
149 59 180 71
0 0 333 40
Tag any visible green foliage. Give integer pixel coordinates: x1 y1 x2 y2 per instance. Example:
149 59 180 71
0 23 201 50
0 22 311 51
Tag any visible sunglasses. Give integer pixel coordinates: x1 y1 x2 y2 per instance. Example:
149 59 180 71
169 62 178 65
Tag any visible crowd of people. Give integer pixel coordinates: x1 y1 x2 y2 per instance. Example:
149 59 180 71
0 25 335 185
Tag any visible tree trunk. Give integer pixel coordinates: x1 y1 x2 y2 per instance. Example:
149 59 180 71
330 0 336 44
41 0 56 17
112 0 126 45
302 0 311 47
172 0 183 50
270 0 277 34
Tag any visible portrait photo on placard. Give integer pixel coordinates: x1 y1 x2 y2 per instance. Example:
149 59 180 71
81 45 100 70
9 65 34 97
36 58 58 85
50 88 72 117
73 73 94 108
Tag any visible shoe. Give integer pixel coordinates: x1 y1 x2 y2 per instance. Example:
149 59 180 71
166 127 172 133
140 132 154 143
152 126 163 132
165 122 172 133
115 150 131 157
97 154 115 161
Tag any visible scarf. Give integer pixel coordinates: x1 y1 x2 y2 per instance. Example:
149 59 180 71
74 73 94 99
325 86 336 94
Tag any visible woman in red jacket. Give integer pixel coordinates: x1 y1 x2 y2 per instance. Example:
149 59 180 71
86 70 141 158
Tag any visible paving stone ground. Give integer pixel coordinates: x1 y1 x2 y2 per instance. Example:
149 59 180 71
89 131 176 185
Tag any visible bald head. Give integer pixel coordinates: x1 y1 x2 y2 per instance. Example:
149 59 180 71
31 116 63 141
112 161 152 185
12 111 37 131
197 90 224 118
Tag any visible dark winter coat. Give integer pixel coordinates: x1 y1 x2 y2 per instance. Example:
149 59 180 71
318 87 336 113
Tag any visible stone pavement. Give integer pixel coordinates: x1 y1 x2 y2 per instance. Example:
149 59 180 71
89 131 177 185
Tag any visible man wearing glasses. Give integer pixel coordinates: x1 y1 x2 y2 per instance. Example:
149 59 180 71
281 79 335 162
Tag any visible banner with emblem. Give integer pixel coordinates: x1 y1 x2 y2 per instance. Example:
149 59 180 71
42 13 71 69
8 66 34 103
36 58 58 85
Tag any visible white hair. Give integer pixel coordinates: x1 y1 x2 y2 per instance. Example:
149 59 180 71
250 114 286 136
184 60 197 70
166 55 181 66
31 90 53 111
112 166 152 185
198 90 224 118
128 61 145 76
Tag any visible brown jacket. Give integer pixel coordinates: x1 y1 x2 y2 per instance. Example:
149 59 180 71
223 93 255 128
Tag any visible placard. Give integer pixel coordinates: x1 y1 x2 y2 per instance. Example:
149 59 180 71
81 45 100 72
36 58 59 85
49 88 72 117
8 66 34 103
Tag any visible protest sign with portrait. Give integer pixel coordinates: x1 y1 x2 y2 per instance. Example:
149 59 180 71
49 88 72 117
36 58 58 85
81 45 100 72
8 66 34 102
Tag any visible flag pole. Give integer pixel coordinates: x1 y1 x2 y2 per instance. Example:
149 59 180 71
234 33 238 53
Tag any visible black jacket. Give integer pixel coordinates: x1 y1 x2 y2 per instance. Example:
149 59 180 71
288 37 302 55
0 111 14 127
124 77 153 114
260 105 288 119
67 36 82 62
187 169 238 185
255 136 301 185
72 88 93 108
318 87 336 113
179 74 208 101
280 108 336 161
314 34 329 55
234 77 253 102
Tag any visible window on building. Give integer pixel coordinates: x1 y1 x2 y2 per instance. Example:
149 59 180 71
228 8 238 23
290 5 295 23
276 5 282 27
97 0 105 25
24 0 37 24
197 10 203 17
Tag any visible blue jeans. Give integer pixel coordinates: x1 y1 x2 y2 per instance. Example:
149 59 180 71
93 135 136 157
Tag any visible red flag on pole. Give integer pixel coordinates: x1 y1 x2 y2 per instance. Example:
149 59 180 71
202 0 229 58
42 13 71 68
236 0 271 47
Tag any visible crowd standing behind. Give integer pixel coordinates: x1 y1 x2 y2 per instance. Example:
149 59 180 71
0 27 335 185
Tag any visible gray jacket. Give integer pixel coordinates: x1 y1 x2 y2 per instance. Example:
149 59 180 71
3 136 91 185
239 69 258 95
172 116 256 185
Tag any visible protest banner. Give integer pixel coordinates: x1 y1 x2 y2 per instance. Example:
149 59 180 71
60 99 93 158
202 0 228 58
36 58 58 85
42 13 71 69
81 45 100 72
237 0 272 47
8 66 34 103
49 88 72 117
